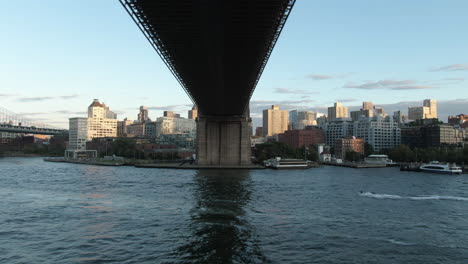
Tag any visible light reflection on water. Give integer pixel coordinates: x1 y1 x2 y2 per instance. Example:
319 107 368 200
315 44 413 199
176 170 268 263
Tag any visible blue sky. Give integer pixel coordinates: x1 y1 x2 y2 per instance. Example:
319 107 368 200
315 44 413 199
0 0 467 128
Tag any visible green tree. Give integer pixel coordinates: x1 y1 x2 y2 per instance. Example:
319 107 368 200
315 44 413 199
111 138 137 158
364 143 374 157
299 145 319 161
345 150 361 162
253 142 301 163
388 145 415 162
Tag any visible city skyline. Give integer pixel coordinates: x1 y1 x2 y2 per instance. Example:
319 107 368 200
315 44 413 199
1 0 467 128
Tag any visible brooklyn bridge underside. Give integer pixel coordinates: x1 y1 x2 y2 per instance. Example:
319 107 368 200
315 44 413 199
121 0 295 166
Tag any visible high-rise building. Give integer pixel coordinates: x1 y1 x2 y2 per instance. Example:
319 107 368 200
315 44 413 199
86 99 118 140
188 105 198 120
424 99 437 118
88 99 117 119
393 111 407 125
408 99 437 120
327 102 349 120
316 115 328 126
138 106 150 122
263 105 288 137
373 106 385 116
296 111 316 129
289 110 298 129
362 102 374 111
351 109 373 121
289 110 316 129
351 101 383 121
68 117 88 150
68 99 118 150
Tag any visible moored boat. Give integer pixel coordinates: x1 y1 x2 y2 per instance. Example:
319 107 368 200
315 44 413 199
419 161 462 174
265 157 309 169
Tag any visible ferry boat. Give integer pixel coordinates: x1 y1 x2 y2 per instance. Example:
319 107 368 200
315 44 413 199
364 155 397 167
265 157 309 169
419 161 462 174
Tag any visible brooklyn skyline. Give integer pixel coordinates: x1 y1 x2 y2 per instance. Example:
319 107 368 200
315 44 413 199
0 0 467 128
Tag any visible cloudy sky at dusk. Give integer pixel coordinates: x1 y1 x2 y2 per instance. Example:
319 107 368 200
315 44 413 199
0 0 467 128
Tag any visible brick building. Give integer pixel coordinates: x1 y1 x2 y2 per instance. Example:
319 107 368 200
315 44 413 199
278 126 325 148
335 136 364 159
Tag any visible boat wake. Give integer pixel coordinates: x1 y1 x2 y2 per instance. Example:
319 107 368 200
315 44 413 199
359 192 468 201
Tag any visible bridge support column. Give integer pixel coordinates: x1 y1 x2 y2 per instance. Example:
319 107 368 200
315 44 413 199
196 114 252 166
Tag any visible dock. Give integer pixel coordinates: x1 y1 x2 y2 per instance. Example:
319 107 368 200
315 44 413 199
322 162 386 168
44 158 125 166
399 163 422 172
135 163 265 169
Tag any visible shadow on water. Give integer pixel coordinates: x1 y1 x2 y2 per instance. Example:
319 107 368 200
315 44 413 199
175 169 268 264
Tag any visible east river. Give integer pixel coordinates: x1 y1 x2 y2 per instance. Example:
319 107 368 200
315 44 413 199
1 157 467 264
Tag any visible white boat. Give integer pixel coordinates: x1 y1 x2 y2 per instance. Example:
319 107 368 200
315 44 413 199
364 155 397 167
419 161 462 174
266 157 309 169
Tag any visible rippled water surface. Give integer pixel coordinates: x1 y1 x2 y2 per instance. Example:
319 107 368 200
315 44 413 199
1 157 468 263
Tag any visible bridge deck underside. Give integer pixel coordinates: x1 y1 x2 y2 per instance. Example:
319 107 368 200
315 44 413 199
122 0 295 116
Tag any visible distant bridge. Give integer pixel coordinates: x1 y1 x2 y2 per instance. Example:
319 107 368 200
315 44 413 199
0 106 67 136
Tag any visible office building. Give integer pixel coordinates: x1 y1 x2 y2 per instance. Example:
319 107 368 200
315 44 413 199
328 102 349 120
263 105 288 136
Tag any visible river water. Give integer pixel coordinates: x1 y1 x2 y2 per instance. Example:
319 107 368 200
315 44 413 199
1 157 467 264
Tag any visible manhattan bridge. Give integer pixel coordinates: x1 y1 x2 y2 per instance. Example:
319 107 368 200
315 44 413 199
0 106 66 135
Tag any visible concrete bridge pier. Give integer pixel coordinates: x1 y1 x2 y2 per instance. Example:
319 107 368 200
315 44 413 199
196 113 252 166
